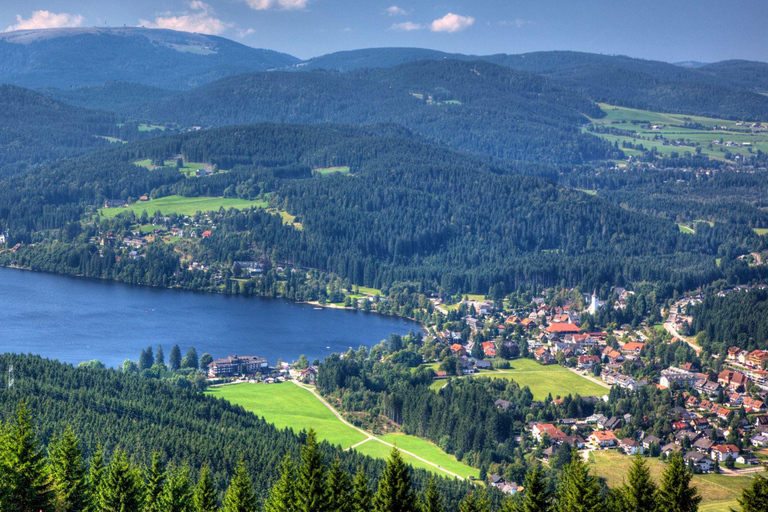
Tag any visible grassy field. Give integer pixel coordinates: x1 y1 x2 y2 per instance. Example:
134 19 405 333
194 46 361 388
134 158 221 178
314 166 351 176
437 358 608 400
378 433 480 479
589 450 754 512
588 103 768 160
207 383 367 449
207 382 479 479
99 195 268 218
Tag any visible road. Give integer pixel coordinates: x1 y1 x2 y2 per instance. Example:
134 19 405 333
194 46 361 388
664 302 702 354
289 380 466 481
566 367 611 390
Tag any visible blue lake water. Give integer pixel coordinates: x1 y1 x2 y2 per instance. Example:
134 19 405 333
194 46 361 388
0 267 420 368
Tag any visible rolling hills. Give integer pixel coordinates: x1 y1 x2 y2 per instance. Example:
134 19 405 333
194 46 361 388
125 59 617 164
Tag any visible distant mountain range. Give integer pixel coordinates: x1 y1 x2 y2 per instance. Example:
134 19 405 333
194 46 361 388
0 27 298 90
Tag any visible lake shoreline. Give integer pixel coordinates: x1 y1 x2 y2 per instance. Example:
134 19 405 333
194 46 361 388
0 264 426 366
0 263 426 331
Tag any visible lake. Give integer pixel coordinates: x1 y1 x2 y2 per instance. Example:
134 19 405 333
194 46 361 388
0 267 421 368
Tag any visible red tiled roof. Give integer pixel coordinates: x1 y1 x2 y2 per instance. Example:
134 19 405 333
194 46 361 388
545 323 580 334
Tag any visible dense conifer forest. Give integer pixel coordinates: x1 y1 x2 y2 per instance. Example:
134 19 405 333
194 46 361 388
689 289 768 353
0 123 747 297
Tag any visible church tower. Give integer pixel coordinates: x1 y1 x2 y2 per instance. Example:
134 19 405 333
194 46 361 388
588 291 599 315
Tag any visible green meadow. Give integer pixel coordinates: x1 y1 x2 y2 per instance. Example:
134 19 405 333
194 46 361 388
207 382 479 479
313 166 351 176
587 103 768 160
99 195 268 218
207 383 367 448
431 358 608 400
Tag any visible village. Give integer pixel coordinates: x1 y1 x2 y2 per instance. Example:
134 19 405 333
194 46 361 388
423 286 768 484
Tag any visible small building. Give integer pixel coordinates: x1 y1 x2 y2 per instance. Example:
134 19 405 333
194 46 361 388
532 423 567 443
642 435 661 450
619 438 642 455
711 444 740 462
588 430 618 449
684 451 714 473
299 366 318 384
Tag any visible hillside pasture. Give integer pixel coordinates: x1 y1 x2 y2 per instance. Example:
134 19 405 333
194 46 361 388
207 382 367 449
207 382 480 479
99 195 268 218
589 450 753 512
588 103 768 160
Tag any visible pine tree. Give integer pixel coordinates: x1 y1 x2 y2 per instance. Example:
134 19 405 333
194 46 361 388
658 453 701 512
351 466 372 512
326 458 352 512
140 346 155 370
144 452 166 512
193 465 218 512
263 456 297 512
183 347 199 370
554 452 605 512
98 449 144 512
296 430 330 512
735 474 768 512
156 346 165 367
420 477 442 512
459 490 491 512
222 462 256 512
4 401 55 512
89 444 105 507
373 447 418 512
518 465 550 512
48 426 90 512
615 455 658 512
160 465 193 512
0 419 11 511
170 345 182 371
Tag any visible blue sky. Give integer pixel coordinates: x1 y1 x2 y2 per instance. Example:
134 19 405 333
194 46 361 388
1 0 766 62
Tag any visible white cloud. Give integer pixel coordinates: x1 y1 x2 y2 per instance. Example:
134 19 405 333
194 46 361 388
384 6 409 16
390 21 421 31
6 10 83 32
430 12 474 33
139 1 232 35
238 0 310 10
500 19 534 28
237 27 256 37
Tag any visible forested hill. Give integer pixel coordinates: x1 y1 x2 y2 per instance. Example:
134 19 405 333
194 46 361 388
295 47 470 71
0 123 740 294
39 81 176 113
292 48 768 120
130 60 617 165
0 27 298 90
0 85 119 175
697 60 768 93
0 354 472 508
689 289 768 354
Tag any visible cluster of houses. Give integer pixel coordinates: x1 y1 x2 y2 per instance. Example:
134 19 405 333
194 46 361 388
529 401 767 474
